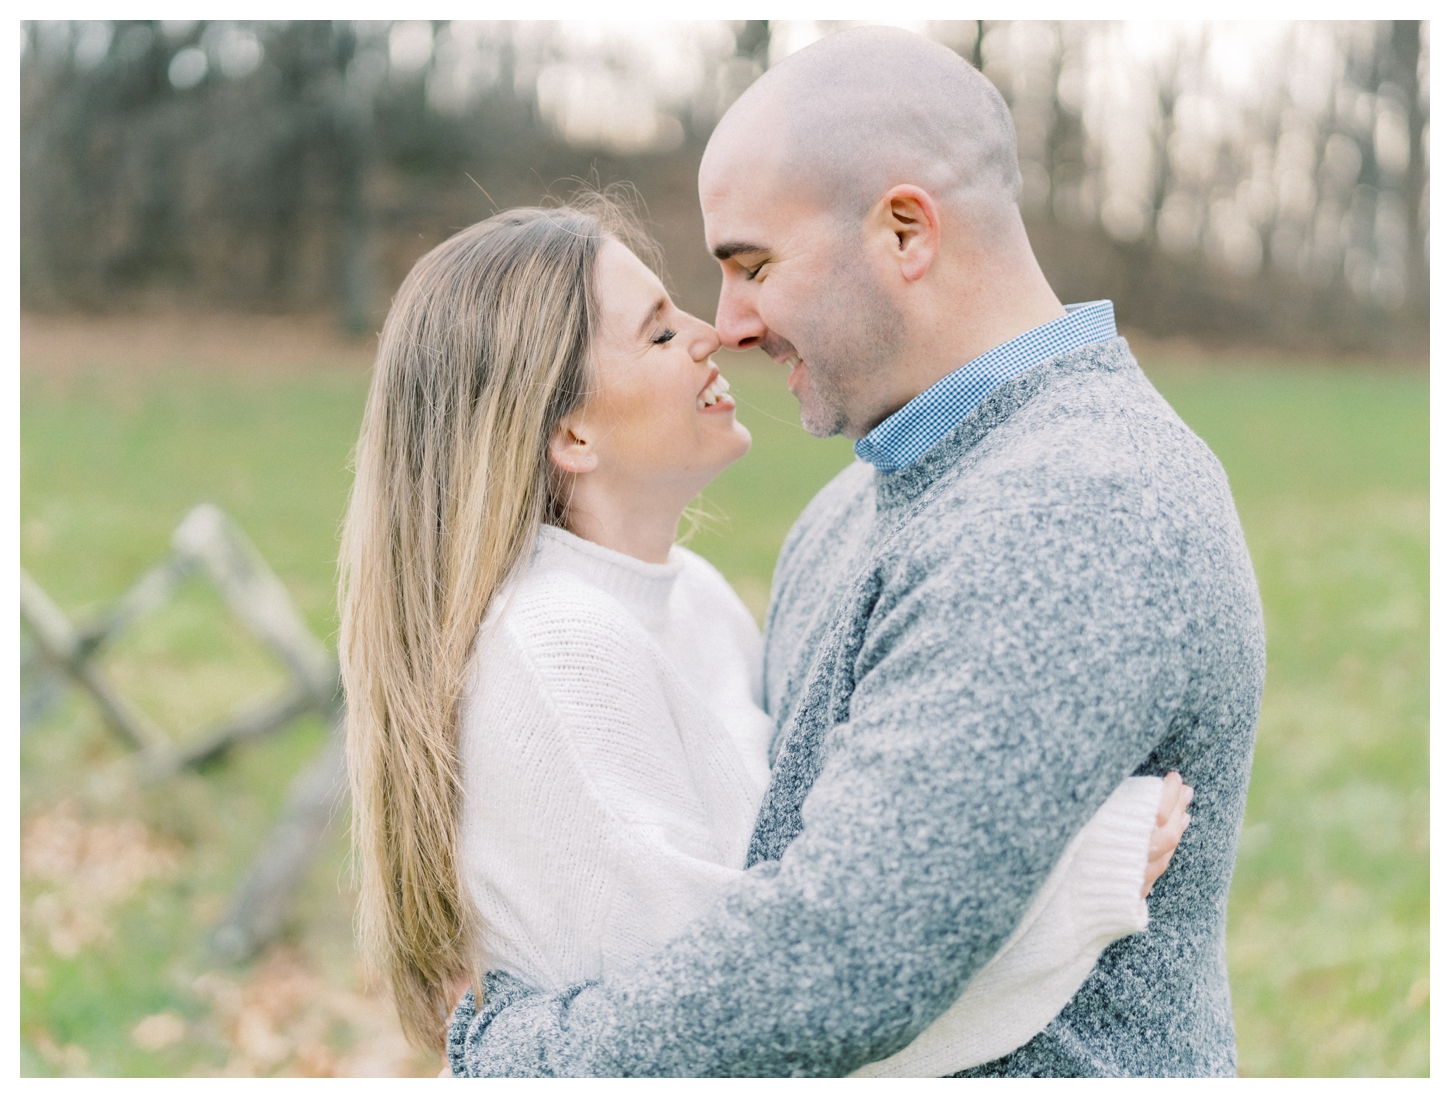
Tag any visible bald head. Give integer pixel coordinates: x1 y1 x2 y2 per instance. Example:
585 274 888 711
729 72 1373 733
699 27 1062 442
703 26 1022 231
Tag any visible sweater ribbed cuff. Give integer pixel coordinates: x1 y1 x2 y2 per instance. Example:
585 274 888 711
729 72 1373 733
1067 776 1161 946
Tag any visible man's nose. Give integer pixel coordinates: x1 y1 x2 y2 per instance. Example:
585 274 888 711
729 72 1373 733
714 279 765 351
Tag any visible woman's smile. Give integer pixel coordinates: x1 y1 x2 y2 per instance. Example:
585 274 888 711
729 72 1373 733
697 366 734 411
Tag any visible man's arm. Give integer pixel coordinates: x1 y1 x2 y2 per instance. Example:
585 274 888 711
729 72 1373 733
451 500 1185 1077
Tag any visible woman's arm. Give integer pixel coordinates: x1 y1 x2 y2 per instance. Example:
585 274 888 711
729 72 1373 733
851 773 1192 1078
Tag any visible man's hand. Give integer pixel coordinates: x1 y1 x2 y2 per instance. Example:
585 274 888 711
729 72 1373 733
1142 771 1193 898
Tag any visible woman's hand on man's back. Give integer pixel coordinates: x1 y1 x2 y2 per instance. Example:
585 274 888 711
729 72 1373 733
1143 771 1193 898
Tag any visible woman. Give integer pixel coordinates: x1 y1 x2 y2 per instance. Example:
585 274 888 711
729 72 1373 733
338 200 1191 1073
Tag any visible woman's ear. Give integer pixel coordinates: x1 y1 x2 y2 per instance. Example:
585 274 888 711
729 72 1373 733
871 184 941 282
547 418 598 476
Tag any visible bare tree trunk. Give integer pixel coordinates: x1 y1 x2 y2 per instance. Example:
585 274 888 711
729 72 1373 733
335 23 376 336
734 20 770 67
1390 20 1427 314
1045 23 1088 223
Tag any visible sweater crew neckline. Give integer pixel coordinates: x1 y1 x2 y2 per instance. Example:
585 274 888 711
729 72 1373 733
534 524 685 631
873 337 1137 521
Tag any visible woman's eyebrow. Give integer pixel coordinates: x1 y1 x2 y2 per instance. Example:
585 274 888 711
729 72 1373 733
636 296 667 339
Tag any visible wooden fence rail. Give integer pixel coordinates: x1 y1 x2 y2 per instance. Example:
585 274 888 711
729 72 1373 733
20 503 347 963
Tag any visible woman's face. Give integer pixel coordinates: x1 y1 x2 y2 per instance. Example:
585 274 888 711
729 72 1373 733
557 238 751 499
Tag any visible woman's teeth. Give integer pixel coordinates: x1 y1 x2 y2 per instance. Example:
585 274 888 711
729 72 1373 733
697 374 732 409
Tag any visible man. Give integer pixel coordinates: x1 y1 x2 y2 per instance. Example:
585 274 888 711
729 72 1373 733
448 26 1264 1076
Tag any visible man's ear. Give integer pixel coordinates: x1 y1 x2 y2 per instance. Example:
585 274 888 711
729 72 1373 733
547 417 598 476
871 184 940 282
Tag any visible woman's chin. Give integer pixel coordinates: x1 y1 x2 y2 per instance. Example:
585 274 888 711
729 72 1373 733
697 401 752 452
732 417 752 449
725 421 753 464
694 432 752 492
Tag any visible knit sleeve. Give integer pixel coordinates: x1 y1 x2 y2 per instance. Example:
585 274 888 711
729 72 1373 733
449 491 1188 1077
850 775 1161 1076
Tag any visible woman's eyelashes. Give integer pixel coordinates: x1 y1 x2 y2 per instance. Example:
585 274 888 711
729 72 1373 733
651 328 677 346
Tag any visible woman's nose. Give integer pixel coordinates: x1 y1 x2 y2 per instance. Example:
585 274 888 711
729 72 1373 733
689 317 723 361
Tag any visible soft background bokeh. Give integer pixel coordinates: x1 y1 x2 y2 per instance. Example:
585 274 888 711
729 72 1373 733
19 20 1429 1077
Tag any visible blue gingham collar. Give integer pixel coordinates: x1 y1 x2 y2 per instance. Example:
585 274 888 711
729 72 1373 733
853 300 1118 473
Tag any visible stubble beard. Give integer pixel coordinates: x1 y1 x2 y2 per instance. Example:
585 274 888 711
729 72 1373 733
785 242 906 440
795 360 852 439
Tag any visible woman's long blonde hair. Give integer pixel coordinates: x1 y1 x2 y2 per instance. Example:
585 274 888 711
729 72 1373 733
338 200 652 1051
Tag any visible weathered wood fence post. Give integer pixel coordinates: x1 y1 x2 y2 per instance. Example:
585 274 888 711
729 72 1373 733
19 503 350 963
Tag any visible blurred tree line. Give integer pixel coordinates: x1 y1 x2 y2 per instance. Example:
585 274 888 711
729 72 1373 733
20 19 1428 353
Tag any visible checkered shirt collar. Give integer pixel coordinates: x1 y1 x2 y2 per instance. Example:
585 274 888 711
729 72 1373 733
853 300 1118 473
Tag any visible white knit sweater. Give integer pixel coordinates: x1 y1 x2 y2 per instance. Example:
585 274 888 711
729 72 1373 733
456 525 1161 1075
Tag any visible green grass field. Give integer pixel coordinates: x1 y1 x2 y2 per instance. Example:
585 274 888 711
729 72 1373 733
19 334 1428 1076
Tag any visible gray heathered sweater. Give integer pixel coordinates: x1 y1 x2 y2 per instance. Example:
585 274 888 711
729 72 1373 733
447 337 1265 1077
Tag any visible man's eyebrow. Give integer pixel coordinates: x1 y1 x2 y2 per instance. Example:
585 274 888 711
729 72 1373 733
636 296 666 339
712 241 768 262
